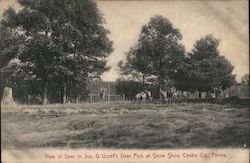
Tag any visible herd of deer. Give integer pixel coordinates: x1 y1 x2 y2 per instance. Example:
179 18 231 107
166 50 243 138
134 87 183 104
134 86 223 103
99 86 223 103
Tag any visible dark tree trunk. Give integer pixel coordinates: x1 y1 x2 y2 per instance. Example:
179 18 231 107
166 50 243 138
206 90 210 99
199 90 202 99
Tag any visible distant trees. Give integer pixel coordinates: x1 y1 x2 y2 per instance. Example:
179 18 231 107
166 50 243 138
1 0 113 104
119 15 186 91
188 35 236 97
119 17 236 98
239 74 249 86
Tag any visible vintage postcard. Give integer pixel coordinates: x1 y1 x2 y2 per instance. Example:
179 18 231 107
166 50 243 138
1 0 249 163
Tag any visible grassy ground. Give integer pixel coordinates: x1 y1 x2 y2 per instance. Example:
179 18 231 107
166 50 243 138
1 101 249 149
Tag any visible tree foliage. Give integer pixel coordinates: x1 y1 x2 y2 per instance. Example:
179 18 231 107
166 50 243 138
239 74 249 86
119 15 186 89
189 35 236 91
115 79 144 100
1 0 113 104
0 22 25 68
120 22 236 96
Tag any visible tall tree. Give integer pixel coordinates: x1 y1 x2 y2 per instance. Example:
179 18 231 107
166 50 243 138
189 34 236 97
119 15 186 91
1 0 113 104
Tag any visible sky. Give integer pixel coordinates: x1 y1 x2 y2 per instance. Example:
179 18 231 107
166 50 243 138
0 0 249 82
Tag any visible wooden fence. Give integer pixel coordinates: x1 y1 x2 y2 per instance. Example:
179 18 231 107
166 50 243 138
223 85 249 99
86 80 117 94
88 94 125 103
180 85 249 100
86 84 249 102
186 91 200 99
86 80 126 102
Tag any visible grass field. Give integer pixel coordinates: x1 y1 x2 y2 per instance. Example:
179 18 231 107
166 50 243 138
1 101 249 149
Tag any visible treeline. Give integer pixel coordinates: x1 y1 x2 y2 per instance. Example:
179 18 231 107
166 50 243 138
1 1 248 104
0 76 88 104
118 15 239 97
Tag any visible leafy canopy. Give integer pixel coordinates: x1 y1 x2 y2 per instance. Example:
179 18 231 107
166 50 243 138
1 0 113 103
189 34 236 90
119 15 186 88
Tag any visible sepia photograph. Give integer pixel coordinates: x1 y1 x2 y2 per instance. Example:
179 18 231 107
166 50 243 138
0 0 249 162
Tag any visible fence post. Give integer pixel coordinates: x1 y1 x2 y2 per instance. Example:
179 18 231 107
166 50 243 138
108 94 110 102
123 94 125 101
90 94 92 103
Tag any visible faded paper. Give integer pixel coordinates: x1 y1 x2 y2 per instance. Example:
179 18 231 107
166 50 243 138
1 0 249 163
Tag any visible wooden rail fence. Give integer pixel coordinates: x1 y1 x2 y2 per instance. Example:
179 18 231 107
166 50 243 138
88 94 125 103
223 85 249 99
